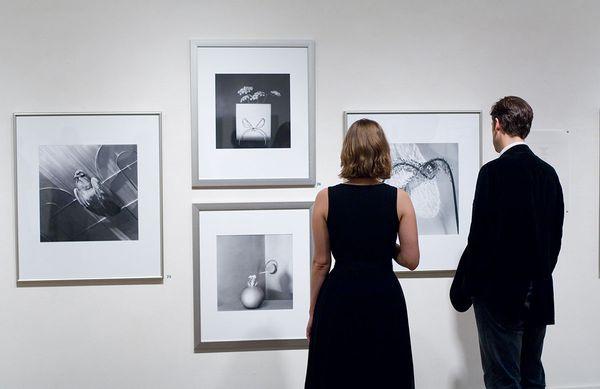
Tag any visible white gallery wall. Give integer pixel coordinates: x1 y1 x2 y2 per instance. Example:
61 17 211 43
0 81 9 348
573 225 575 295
1 0 599 388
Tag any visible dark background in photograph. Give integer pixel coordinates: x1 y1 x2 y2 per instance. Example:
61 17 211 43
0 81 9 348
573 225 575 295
215 73 291 149
217 234 293 311
39 144 139 242
388 143 459 235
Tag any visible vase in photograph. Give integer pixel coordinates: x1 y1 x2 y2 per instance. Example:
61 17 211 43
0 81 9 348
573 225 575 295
241 284 265 309
235 103 271 144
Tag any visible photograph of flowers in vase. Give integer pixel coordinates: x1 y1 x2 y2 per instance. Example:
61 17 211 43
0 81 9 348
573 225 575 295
191 40 315 187
215 73 291 148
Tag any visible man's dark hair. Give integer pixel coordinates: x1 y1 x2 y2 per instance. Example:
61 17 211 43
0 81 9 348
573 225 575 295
490 96 533 139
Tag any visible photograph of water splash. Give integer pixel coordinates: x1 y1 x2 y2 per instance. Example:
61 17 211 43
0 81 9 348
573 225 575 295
387 143 459 235
38 144 138 242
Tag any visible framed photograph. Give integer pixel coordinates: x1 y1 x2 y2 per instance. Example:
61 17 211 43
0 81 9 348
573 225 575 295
14 113 163 284
191 40 316 188
526 129 572 214
344 111 481 273
193 202 312 352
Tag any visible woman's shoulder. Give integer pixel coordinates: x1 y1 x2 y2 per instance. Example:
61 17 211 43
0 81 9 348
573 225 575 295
387 184 410 199
323 183 345 193
381 182 404 196
380 184 411 208
316 186 329 196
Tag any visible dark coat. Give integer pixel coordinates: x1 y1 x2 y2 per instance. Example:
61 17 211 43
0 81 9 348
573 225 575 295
450 144 564 325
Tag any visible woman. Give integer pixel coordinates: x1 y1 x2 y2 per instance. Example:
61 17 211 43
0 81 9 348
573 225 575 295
305 119 420 389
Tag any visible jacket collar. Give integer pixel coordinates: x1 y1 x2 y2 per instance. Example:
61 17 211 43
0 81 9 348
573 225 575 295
499 141 526 156
499 143 531 158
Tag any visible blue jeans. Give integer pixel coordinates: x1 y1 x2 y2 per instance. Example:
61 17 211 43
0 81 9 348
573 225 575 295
473 300 547 389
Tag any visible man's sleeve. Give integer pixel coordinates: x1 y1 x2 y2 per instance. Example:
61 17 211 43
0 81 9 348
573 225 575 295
450 245 473 311
465 164 494 285
549 175 564 273
450 164 493 311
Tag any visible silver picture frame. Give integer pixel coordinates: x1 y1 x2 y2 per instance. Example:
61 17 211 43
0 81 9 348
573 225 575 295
193 201 313 352
190 40 316 188
343 110 483 277
14 112 164 286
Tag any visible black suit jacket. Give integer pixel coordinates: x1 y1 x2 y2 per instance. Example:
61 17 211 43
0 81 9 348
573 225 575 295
450 144 564 325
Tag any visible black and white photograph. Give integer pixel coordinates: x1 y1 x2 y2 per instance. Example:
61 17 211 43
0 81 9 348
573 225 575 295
193 202 311 352
217 234 293 311
39 144 138 242
15 113 163 282
215 73 291 149
191 40 315 187
387 143 459 235
344 111 480 272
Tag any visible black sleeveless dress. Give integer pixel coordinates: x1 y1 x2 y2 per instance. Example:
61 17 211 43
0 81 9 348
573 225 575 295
305 183 415 389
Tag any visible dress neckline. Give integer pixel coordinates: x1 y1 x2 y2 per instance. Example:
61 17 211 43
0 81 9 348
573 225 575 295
340 182 385 187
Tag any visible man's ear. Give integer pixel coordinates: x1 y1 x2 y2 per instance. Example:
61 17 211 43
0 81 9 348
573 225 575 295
493 117 503 134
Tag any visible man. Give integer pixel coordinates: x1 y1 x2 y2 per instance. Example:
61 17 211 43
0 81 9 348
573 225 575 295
451 96 564 388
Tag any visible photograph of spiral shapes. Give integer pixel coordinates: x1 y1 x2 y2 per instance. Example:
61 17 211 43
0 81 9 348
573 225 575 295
215 73 291 149
38 144 138 242
387 143 459 235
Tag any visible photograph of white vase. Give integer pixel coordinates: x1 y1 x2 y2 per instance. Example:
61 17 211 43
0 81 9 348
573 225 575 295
240 275 265 309
235 103 271 144
193 201 312 351
216 233 293 311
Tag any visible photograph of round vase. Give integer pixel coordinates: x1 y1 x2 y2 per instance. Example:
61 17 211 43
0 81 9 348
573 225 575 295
235 103 271 144
240 275 265 309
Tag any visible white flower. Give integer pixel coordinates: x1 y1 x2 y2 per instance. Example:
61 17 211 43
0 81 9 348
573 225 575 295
240 95 250 103
270 90 281 97
249 91 266 101
237 86 254 96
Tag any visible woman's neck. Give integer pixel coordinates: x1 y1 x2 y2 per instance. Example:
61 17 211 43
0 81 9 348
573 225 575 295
344 177 382 185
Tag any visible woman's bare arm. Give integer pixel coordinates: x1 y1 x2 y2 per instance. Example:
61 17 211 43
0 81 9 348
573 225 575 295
394 189 420 270
307 189 332 333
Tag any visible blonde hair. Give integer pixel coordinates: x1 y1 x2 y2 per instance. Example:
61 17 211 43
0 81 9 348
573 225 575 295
339 119 392 180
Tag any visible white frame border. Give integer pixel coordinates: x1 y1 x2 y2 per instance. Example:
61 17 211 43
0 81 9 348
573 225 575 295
192 201 313 352
343 110 483 277
190 40 316 188
13 112 164 286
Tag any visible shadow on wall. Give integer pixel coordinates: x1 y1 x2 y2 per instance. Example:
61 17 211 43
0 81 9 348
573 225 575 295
452 309 484 389
272 271 293 300
213 351 289 389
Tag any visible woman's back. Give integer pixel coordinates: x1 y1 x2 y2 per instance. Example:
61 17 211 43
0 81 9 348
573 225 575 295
306 182 415 389
327 182 399 269
305 118 417 389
